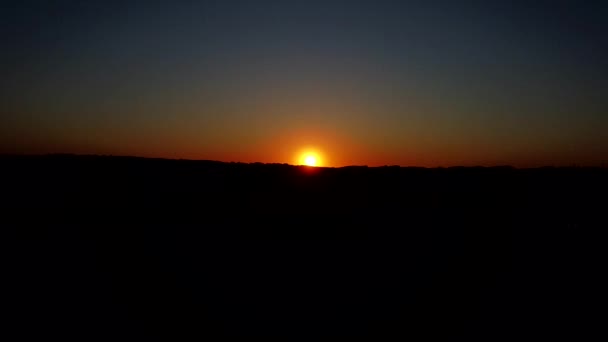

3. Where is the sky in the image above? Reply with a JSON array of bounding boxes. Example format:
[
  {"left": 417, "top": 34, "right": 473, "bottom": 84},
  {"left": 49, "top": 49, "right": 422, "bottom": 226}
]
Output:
[{"left": 1, "top": 0, "right": 606, "bottom": 167}]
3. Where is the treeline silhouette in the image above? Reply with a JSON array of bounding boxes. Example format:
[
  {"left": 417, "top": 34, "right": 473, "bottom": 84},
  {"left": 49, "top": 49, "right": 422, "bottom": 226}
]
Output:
[{"left": 3, "top": 154, "right": 605, "bottom": 339}]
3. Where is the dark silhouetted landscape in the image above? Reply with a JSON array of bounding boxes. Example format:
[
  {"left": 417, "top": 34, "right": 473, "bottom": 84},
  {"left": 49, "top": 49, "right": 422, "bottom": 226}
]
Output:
[{"left": 4, "top": 154, "right": 606, "bottom": 339}]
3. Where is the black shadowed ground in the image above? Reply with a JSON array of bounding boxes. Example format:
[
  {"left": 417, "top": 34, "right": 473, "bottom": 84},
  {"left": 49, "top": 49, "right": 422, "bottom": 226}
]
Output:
[{"left": 3, "top": 154, "right": 605, "bottom": 339}]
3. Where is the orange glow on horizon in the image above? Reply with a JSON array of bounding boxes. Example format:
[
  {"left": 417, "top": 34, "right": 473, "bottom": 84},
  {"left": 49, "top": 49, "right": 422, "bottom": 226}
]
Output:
[{"left": 296, "top": 148, "right": 324, "bottom": 167}]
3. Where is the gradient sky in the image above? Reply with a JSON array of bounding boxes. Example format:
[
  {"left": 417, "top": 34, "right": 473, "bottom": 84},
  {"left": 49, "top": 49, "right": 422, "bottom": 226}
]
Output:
[{"left": 1, "top": 0, "right": 606, "bottom": 167}]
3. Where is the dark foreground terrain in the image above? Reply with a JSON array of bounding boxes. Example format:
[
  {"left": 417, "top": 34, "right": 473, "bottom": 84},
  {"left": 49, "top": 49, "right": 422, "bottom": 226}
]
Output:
[{"left": 3, "top": 155, "right": 606, "bottom": 339}]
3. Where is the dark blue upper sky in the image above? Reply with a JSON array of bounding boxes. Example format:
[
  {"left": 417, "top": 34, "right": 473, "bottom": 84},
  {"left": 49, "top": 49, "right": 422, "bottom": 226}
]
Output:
[{"left": 1, "top": 0, "right": 606, "bottom": 166}]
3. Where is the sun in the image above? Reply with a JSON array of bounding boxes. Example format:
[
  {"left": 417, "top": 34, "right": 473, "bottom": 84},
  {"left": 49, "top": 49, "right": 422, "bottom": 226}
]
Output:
[
  {"left": 297, "top": 149, "right": 323, "bottom": 167},
  {"left": 304, "top": 155, "right": 317, "bottom": 167}
]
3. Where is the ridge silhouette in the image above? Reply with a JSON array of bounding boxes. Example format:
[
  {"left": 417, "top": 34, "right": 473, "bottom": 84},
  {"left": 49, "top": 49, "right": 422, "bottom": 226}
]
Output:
[{"left": 3, "top": 154, "right": 605, "bottom": 339}]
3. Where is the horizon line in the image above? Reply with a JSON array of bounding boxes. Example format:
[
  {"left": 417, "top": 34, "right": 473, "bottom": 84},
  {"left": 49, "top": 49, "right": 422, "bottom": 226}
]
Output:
[{"left": 1, "top": 152, "right": 606, "bottom": 170}]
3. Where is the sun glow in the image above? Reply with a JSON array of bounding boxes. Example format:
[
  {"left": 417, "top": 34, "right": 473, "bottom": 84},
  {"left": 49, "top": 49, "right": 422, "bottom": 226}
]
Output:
[
  {"left": 297, "top": 149, "right": 323, "bottom": 167},
  {"left": 304, "top": 155, "right": 317, "bottom": 166}
]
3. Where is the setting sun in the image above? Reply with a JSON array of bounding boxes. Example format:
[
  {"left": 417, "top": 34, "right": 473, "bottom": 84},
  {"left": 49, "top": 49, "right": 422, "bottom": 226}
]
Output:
[
  {"left": 297, "top": 149, "right": 324, "bottom": 167},
  {"left": 304, "top": 155, "right": 317, "bottom": 166}
]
